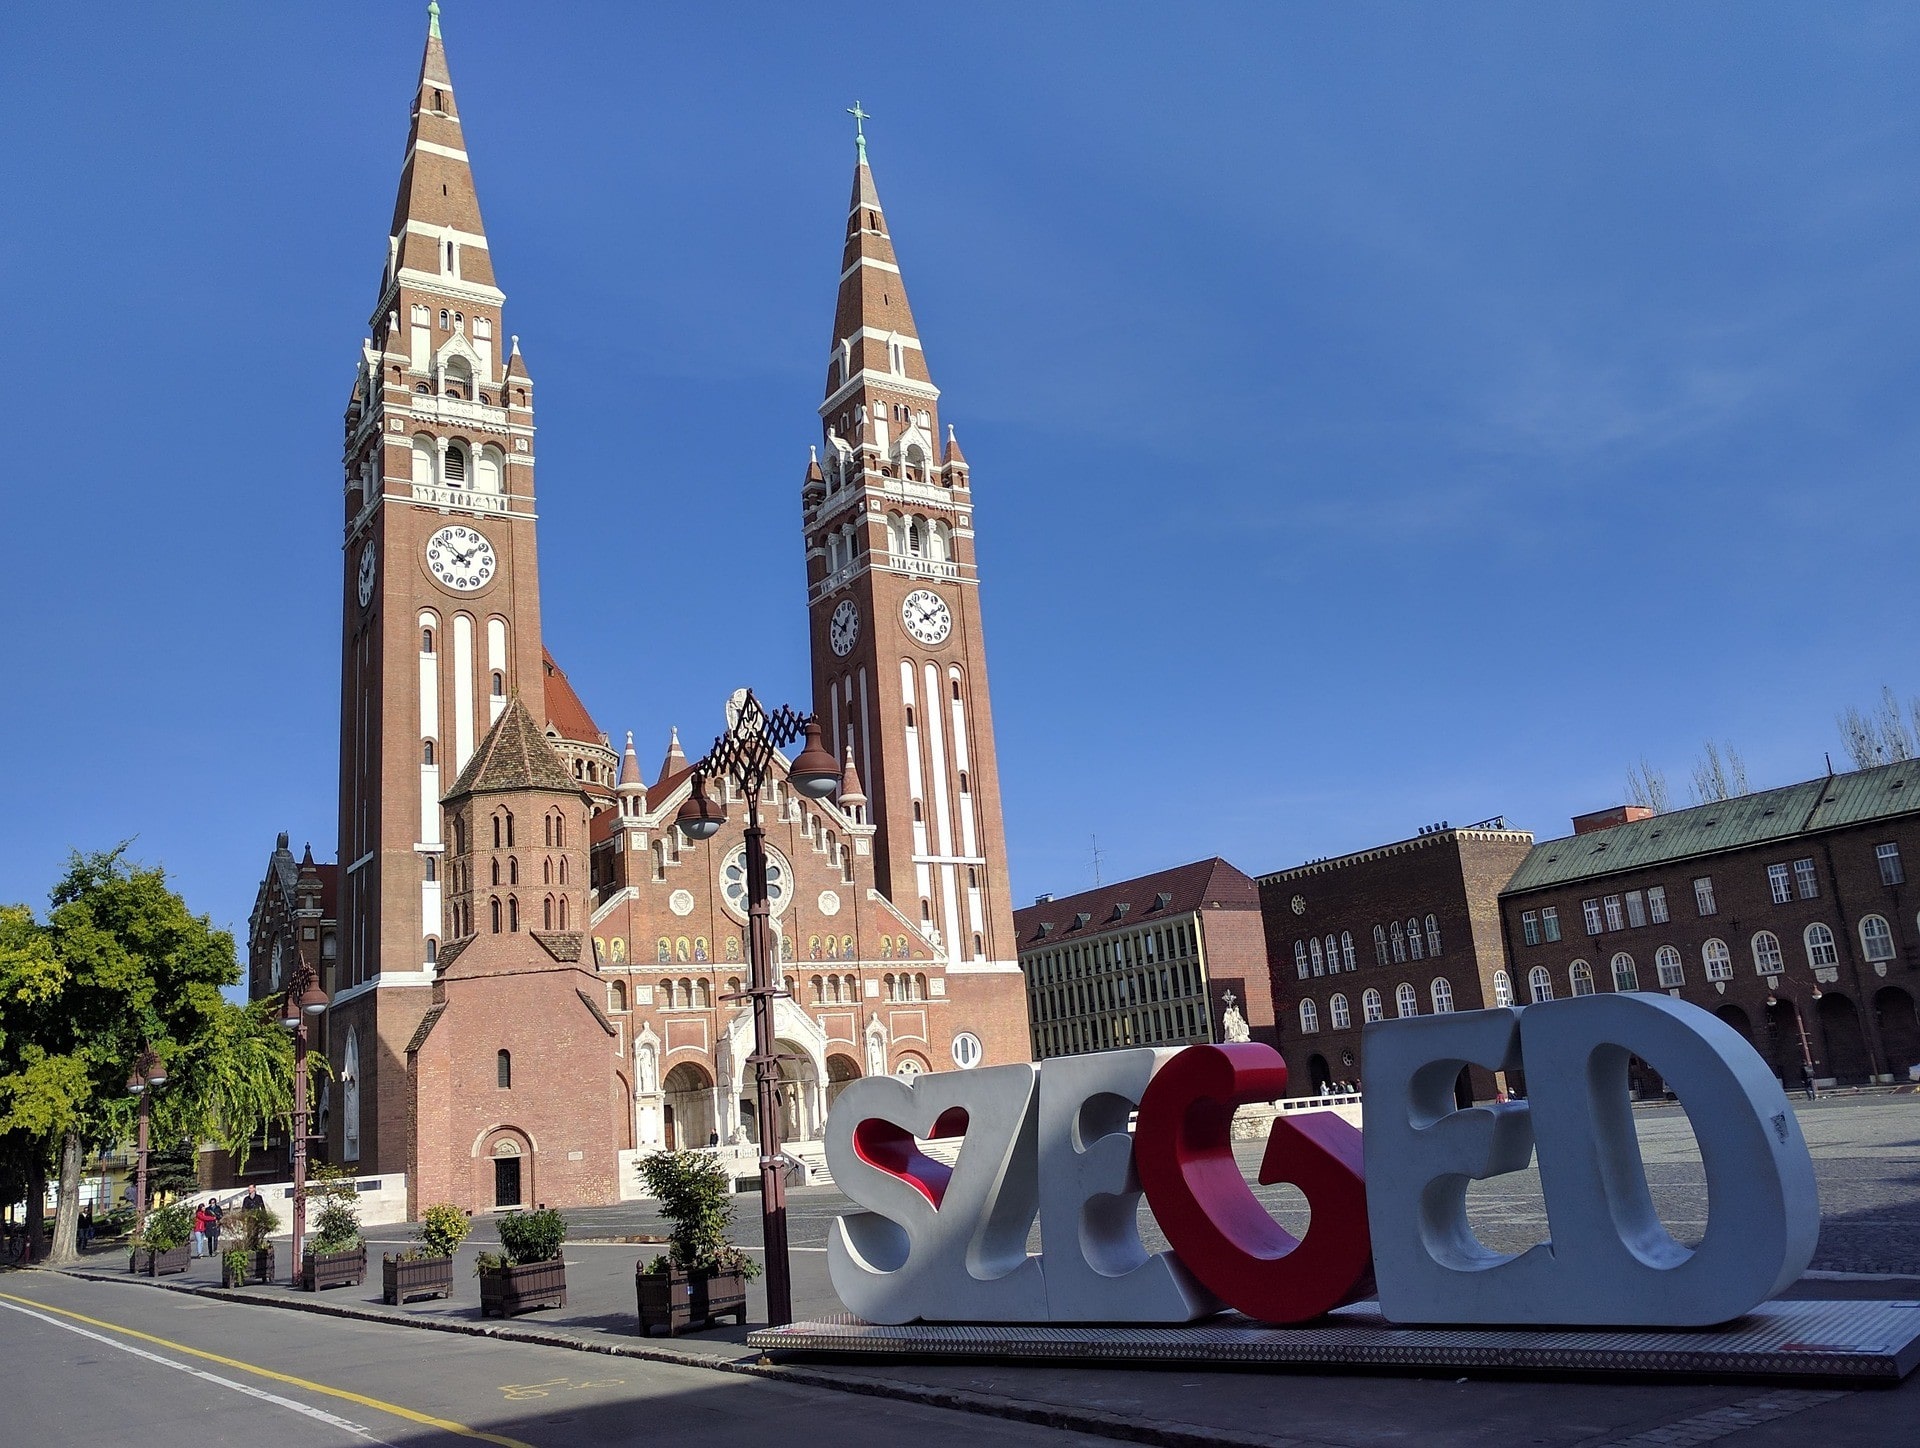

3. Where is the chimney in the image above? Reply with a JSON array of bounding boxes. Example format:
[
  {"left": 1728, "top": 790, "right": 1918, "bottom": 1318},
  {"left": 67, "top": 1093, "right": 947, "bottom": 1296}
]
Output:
[{"left": 1572, "top": 804, "right": 1656, "bottom": 836}]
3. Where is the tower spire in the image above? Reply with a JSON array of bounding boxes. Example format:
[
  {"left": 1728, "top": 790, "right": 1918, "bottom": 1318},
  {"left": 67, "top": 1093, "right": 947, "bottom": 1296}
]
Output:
[
  {"left": 820, "top": 129, "right": 939, "bottom": 454},
  {"left": 384, "top": 1, "right": 499, "bottom": 301}
]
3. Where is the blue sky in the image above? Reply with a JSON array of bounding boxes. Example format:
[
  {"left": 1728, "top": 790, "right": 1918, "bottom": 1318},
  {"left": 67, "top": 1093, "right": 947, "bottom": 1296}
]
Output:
[{"left": 2, "top": 2, "right": 1915, "bottom": 945}]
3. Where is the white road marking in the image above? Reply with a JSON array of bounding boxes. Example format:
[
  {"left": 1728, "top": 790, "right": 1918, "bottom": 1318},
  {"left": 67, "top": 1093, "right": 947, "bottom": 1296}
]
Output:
[{"left": 0, "top": 1297, "right": 389, "bottom": 1444}]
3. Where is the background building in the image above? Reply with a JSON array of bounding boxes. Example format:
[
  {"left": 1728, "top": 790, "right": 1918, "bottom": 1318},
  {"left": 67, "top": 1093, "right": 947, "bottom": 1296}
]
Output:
[
  {"left": 1014, "top": 859, "right": 1275, "bottom": 1059},
  {"left": 1258, "top": 820, "right": 1535, "bottom": 1098},
  {"left": 1499, "top": 760, "right": 1920, "bottom": 1089}
]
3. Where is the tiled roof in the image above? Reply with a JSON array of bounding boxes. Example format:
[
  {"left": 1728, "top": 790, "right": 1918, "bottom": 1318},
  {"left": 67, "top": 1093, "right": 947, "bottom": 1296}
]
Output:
[
  {"left": 542, "top": 649, "right": 602, "bottom": 744},
  {"left": 1504, "top": 759, "right": 1920, "bottom": 894},
  {"left": 1013, "top": 858, "right": 1257, "bottom": 947},
  {"left": 445, "top": 696, "right": 577, "bottom": 798}
]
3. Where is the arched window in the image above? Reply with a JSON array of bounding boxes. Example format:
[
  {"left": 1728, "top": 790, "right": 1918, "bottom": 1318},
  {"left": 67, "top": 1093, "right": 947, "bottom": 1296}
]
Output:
[
  {"left": 491, "top": 670, "right": 505, "bottom": 698},
  {"left": 542, "top": 896, "right": 554, "bottom": 930},
  {"left": 1425, "top": 915, "right": 1441, "bottom": 956},
  {"left": 1804, "top": 922, "right": 1838, "bottom": 968},
  {"left": 1700, "top": 937, "right": 1732, "bottom": 981},
  {"left": 1373, "top": 925, "right": 1389, "bottom": 965},
  {"left": 1329, "top": 993, "right": 1351, "bottom": 1029},
  {"left": 1362, "top": 988, "right": 1384, "bottom": 1023},
  {"left": 1656, "top": 945, "right": 1685, "bottom": 988},
  {"left": 1340, "top": 931, "right": 1355, "bottom": 970},
  {"left": 1308, "top": 937, "right": 1324, "bottom": 975},
  {"left": 1294, "top": 940, "right": 1309, "bottom": 980},
  {"left": 492, "top": 815, "right": 501, "bottom": 849},
  {"left": 490, "top": 859, "right": 500, "bottom": 887},
  {"left": 421, "top": 627, "right": 435, "bottom": 653},
  {"left": 489, "top": 897, "right": 502, "bottom": 933},
  {"left": 423, "top": 740, "right": 435, "bottom": 765},
  {"left": 1528, "top": 965, "right": 1554, "bottom": 1003},
  {"left": 610, "top": 980, "right": 627, "bottom": 1011},
  {"left": 558, "top": 896, "right": 567, "bottom": 929},
  {"left": 1861, "top": 914, "right": 1896, "bottom": 963},
  {"left": 424, "top": 856, "right": 436, "bottom": 882},
  {"left": 1430, "top": 977, "right": 1454, "bottom": 1013},
  {"left": 1390, "top": 922, "right": 1406, "bottom": 963},
  {"left": 1570, "top": 959, "right": 1595, "bottom": 996},
  {"left": 444, "top": 443, "right": 467, "bottom": 483},
  {"left": 1492, "top": 969, "right": 1513, "bottom": 1007},
  {"left": 508, "top": 896, "right": 520, "bottom": 932},
  {"left": 1406, "top": 918, "right": 1424, "bottom": 961},
  {"left": 1298, "top": 999, "right": 1319, "bottom": 1034},
  {"left": 425, "top": 937, "right": 438, "bottom": 965},
  {"left": 496, "top": 1050, "right": 511, "bottom": 1089},
  {"left": 1324, "top": 935, "right": 1339, "bottom": 972},
  {"left": 1395, "top": 982, "right": 1418, "bottom": 1018},
  {"left": 1611, "top": 952, "right": 1639, "bottom": 992},
  {"left": 508, "top": 857, "right": 518, "bottom": 885}
]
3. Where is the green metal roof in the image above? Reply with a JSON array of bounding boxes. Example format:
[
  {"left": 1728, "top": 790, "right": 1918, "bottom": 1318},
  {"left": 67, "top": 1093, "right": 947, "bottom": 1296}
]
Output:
[{"left": 1503, "top": 760, "right": 1920, "bottom": 895}]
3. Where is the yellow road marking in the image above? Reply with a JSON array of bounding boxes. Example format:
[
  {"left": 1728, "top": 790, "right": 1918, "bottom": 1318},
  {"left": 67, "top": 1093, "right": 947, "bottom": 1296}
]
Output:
[{"left": 0, "top": 1288, "right": 536, "bottom": 1448}]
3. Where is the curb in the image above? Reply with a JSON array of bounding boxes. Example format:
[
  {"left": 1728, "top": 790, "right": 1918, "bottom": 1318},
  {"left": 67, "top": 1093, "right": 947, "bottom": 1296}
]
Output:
[{"left": 54, "top": 1267, "right": 1292, "bottom": 1448}]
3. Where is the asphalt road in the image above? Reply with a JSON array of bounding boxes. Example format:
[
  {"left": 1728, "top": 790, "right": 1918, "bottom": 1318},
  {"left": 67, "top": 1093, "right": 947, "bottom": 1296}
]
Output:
[{"left": 0, "top": 1271, "right": 1119, "bottom": 1448}]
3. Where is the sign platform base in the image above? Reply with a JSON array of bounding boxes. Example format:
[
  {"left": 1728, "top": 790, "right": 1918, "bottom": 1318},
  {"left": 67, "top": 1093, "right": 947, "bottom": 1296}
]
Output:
[{"left": 748, "top": 1300, "right": 1920, "bottom": 1383}]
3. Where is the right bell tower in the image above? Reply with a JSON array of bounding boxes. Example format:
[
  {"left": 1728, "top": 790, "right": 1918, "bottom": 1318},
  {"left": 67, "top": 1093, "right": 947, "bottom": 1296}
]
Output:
[{"left": 803, "top": 116, "right": 1020, "bottom": 993}]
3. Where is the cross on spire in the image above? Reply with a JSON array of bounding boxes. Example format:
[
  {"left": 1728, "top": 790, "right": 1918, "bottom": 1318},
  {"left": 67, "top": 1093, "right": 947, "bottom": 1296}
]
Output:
[{"left": 847, "top": 101, "right": 871, "bottom": 163}]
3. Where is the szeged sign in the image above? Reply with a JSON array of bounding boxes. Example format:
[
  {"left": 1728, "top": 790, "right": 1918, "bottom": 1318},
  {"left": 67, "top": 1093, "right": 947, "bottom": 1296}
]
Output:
[{"left": 824, "top": 994, "right": 1819, "bottom": 1328}]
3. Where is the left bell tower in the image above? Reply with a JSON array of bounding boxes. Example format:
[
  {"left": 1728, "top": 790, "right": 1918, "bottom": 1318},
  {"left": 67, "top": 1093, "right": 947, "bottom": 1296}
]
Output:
[{"left": 332, "top": 2, "right": 546, "bottom": 1173}]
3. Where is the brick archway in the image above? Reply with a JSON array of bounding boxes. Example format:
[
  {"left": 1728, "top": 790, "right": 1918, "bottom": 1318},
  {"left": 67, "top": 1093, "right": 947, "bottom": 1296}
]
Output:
[{"left": 476, "top": 1126, "right": 534, "bottom": 1211}]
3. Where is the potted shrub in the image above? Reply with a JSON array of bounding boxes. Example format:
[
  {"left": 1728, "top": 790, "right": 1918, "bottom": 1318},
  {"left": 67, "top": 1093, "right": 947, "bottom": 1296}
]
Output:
[
  {"left": 383, "top": 1203, "right": 470, "bottom": 1305},
  {"left": 300, "top": 1167, "right": 366, "bottom": 1291},
  {"left": 220, "top": 1247, "right": 249, "bottom": 1289},
  {"left": 476, "top": 1207, "right": 567, "bottom": 1319},
  {"left": 635, "top": 1150, "right": 758, "bottom": 1336},
  {"left": 237, "top": 1204, "right": 281, "bottom": 1284},
  {"left": 128, "top": 1201, "right": 193, "bottom": 1277}
]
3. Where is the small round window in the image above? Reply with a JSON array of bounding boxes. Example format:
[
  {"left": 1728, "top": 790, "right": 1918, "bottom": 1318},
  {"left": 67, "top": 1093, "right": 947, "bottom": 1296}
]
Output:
[
  {"left": 719, "top": 844, "right": 792, "bottom": 923},
  {"left": 894, "top": 1057, "right": 924, "bottom": 1080},
  {"left": 951, "top": 1032, "right": 982, "bottom": 1070}
]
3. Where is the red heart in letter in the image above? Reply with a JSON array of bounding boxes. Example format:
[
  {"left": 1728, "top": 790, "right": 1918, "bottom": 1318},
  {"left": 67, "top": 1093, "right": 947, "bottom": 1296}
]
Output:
[
  {"left": 851, "top": 1106, "right": 969, "bottom": 1208},
  {"left": 1135, "top": 1043, "right": 1371, "bottom": 1323}
]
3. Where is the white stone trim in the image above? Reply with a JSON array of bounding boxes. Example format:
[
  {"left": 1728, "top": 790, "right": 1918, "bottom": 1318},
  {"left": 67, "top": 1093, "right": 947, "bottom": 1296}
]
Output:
[
  {"left": 840, "top": 257, "right": 901, "bottom": 281},
  {"left": 404, "top": 218, "right": 489, "bottom": 250},
  {"left": 328, "top": 970, "right": 435, "bottom": 1008},
  {"left": 392, "top": 267, "right": 505, "bottom": 306},
  {"left": 410, "top": 139, "right": 471, "bottom": 165},
  {"left": 819, "top": 368, "right": 940, "bottom": 415}
]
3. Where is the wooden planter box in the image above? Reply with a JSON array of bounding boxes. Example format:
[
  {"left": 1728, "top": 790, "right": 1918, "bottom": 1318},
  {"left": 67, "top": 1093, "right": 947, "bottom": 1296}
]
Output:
[
  {"left": 300, "top": 1244, "right": 367, "bottom": 1292},
  {"left": 249, "top": 1246, "right": 276, "bottom": 1284},
  {"left": 221, "top": 1258, "right": 247, "bottom": 1289},
  {"left": 636, "top": 1265, "right": 748, "bottom": 1336},
  {"left": 382, "top": 1253, "right": 455, "bottom": 1305},
  {"left": 478, "top": 1259, "right": 567, "bottom": 1319},
  {"left": 129, "top": 1243, "right": 191, "bottom": 1277}
]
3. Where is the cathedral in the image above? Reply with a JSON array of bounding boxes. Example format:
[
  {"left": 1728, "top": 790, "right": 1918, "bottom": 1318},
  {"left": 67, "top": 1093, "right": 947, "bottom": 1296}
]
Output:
[{"left": 249, "top": 10, "right": 1031, "bottom": 1215}]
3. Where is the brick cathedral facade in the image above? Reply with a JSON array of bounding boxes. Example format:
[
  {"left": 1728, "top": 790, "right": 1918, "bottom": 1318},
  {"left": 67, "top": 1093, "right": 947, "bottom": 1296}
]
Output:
[{"left": 254, "top": 12, "right": 1031, "bottom": 1214}]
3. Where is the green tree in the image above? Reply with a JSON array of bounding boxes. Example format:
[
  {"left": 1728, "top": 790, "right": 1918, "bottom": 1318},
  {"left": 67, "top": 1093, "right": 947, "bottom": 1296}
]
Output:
[{"left": 0, "top": 848, "right": 303, "bottom": 1266}]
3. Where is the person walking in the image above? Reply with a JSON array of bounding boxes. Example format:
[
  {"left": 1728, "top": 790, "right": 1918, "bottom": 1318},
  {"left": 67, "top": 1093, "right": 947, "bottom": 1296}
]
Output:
[
  {"left": 1801, "top": 1061, "right": 1818, "bottom": 1101},
  {"left": 204, "top": 1198, "right": 224, "bottom": 1258},
  {"left": 241, "top": 1187, "right": 265, "bottom": 1214},
  {"left": 78, "top": 1206, "right": 93, "bottom": 1250},
  {"left": 191, "top": 1202, "right": 210, "bottom": 1257}
]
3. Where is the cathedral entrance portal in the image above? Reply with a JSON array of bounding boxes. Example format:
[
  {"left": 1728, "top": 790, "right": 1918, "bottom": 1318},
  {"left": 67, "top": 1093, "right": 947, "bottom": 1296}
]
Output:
[
  {"left": 826, "top": 1053, "right": 861, "bottom": 1115},
  {"left": 663, "top": 1062, "right": 716, "bottom": 1150}
]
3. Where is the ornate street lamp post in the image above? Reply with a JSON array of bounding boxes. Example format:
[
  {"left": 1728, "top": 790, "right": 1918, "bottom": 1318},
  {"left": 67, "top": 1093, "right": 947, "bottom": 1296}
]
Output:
[
  {"left": 123, "top": 1048, "right": 168, "bottom": 1237},
  {"left": 279, "top": 958, "right": 330, "bottom": 1284},
  {"left": 676, "top": 689, "right": 841, "bottom": 1328}
]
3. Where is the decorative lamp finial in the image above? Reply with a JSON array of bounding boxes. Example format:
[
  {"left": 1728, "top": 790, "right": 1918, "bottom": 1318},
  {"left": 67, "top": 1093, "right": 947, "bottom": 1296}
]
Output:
[
  {"left": 847, "top": 101, "right": 871, "bottom": 164},
  {"left": 428, "top": 2, "right": 442, "bottom": 40}
]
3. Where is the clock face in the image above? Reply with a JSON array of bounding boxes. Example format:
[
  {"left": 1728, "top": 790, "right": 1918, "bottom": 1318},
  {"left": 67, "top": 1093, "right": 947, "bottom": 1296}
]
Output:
[
  {"left": 356, "top": 542, "right": 377, "bottom": 608},
  {"left": 425, "top": 525, "right": 495, "bottom": 592},
  {"left": 900, "top": 589, "right": 952, "bottom": 646},
  {"left": 829, "top": 599, "right": 860, "bottom": 656}
]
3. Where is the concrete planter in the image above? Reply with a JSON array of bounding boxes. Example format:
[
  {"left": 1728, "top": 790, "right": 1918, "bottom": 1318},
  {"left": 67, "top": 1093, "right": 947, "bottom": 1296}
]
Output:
[
  {"left": 300, "top": 1244, "right": 367, "bottom": 1292},
  {"left": 382, "top": 1253, "right": 455, "bottom": 1305},
  {"left": 130, "top": 1242, "right": 191, "bottom": 1277},
  {"left": 478, "top": 1259, "right": 566, "bottom": 1319},
  {"left": 636, "top": 1264, "right": 748, "bottom": 1336}
]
